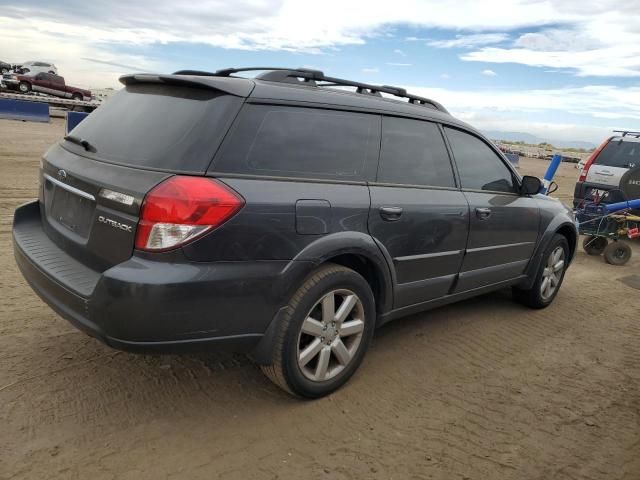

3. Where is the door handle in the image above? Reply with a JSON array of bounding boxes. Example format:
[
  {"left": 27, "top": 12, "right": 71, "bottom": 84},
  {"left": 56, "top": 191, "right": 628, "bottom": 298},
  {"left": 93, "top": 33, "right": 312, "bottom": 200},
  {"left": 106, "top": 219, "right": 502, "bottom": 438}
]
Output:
[
  {"left": 475, "top": 207, "right": 492, "bottom": 220},
  {"left": 379, "top": 206, "right": 403, "bottom": 221}
]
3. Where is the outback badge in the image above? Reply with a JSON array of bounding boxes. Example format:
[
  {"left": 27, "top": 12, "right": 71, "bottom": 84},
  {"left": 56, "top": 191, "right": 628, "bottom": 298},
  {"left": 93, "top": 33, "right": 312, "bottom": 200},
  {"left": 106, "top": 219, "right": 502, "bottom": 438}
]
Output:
[{"left": 98, "top": 215, "right": 133, "bottom": 233}]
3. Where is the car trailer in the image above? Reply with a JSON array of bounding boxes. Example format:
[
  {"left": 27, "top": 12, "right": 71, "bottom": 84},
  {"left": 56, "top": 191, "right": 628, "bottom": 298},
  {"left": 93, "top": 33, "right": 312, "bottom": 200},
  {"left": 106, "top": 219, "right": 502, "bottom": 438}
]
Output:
[{"left": 0, "top": 91, "right": 100, "bottom": 113}]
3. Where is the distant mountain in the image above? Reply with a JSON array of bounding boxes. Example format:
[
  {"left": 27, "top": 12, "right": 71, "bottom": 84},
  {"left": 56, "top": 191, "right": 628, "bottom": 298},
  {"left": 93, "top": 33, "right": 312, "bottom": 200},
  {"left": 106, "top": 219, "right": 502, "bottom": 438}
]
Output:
[{"left": 483, "top": 130, "right": 596, "bottom": 150}]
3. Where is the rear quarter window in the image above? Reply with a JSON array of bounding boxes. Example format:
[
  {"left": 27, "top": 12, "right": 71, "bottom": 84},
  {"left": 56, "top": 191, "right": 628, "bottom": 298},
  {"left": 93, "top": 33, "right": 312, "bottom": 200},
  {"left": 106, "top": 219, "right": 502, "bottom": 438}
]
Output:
[{"left": 212, "top": 104, "right": 380, "bottom": 181}]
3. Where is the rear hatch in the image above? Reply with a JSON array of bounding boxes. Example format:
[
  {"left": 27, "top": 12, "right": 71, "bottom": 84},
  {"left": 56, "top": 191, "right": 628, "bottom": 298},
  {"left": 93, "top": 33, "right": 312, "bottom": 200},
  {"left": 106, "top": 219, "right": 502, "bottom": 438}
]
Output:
[
  {"left": 586, "top": 137, "right": 640, "bottom": 189},
  {"left": 40, "top": 80, "right": 246, "bottom": 272}
]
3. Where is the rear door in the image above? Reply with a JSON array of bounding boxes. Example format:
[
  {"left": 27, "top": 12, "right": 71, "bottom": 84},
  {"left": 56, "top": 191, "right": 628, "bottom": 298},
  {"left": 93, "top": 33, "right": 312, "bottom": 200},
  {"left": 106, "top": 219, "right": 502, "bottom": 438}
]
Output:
[
  {"left": 586, "top": 137, "right": 639, "bottom": 190},
  {"left": 368, "top": 117, "right": 469, "bottom": 308},
  {"left": 443, "top": 127, "right": 540, "bottom": 292}
]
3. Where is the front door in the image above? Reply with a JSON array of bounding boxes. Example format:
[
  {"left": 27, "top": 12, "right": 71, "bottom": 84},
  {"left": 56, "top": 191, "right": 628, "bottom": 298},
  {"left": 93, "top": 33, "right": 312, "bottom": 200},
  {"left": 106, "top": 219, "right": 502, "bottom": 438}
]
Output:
[
  {"left": 443, "top": 127, "right": 540, "bottom": 292},
  {"left": 368, "top": 117, "right": 469, "bottom": 308}
]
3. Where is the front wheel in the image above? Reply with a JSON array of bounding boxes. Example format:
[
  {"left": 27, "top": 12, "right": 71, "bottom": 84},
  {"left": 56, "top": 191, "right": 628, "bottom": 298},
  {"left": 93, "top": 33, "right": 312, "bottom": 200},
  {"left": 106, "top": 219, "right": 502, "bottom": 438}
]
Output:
[
  {"left": 261, "top": 264, "right": 375, "bottom": 398},
  {"left": 513, "top": 234, "right": 569, "bottom": 309},
  {"left": 18, "top": 81, "right": 31, "bottom": 93},
  {"left": 71, "top": 92, "right": 83, "bottom": 101}
]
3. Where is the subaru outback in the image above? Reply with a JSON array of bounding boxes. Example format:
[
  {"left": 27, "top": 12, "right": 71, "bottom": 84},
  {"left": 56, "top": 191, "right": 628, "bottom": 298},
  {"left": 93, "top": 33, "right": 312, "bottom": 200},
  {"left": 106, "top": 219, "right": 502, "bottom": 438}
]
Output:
[{"left": 12, "top": 67, "right": 577, "bottom": 398}]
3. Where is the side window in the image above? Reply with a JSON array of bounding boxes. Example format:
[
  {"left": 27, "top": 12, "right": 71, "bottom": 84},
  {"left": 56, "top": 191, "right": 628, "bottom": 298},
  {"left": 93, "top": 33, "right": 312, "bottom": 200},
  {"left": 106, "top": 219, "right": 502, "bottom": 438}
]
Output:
[
  {"left": 445, "top": 127, "right": 516, "bottom": 193},
  {"left": 378, "top": 117, "right": 455, "bottom": 188},
  {"left": 213, "top": 105, "right": 380, "bottom": 181}
]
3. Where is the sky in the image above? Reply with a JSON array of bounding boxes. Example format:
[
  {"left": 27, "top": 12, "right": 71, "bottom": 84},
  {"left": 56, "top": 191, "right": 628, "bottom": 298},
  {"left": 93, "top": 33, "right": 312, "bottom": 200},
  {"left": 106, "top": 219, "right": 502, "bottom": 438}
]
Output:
[{"left": 1, "top": 0, "right": 639, "bottom": 145}]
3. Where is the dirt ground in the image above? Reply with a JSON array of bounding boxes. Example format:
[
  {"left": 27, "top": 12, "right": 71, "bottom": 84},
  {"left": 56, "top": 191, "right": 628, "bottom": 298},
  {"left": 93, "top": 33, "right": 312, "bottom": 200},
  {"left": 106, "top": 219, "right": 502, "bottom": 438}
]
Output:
[{"left": 1, "top": 117, "right": 639, "bottom": 480}]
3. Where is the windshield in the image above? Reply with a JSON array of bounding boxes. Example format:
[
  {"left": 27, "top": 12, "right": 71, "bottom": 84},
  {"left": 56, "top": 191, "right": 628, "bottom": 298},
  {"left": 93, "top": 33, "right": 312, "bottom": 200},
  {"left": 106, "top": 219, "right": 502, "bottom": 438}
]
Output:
[
  {"left": 67, "top": 83, "right": 243, "bottom": 173},
  {"left": 595, "top": 140, "right": 640, "bottom": 169}
]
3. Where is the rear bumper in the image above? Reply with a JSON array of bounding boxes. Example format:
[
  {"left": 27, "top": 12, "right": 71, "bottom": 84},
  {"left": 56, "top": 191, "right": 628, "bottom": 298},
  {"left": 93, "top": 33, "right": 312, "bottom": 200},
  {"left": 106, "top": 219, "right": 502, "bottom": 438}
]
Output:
[
  {"left": 573, "top": 181, "right": 627, "bottom": 208},
  {"left": 13, "top": 201, "right": 310, "bottom": 353}
]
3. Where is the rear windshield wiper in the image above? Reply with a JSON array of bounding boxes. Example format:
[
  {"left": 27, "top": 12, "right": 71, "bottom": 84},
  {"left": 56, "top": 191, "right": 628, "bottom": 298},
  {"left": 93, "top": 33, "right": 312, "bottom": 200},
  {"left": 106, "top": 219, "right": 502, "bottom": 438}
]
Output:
[{"left": 63, "top": 135, "right": 95, "bottom": 152}]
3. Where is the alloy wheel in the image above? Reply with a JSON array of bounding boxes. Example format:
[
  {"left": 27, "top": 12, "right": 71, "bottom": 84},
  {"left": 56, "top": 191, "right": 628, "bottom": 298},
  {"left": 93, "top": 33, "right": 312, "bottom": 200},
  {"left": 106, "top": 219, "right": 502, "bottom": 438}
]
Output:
[
  {"left": 296, "top": 289, "right": 365, "bottom": 382},
  {"left": 540, "top": 246, "right": 565, "bottom": 301}
]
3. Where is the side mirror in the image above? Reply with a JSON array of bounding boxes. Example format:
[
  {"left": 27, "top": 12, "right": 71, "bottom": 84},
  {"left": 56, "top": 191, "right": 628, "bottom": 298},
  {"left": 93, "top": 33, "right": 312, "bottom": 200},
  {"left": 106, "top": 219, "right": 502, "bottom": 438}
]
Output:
[{"left": 521, "top": 175, "right": 542, "bottom": 195}]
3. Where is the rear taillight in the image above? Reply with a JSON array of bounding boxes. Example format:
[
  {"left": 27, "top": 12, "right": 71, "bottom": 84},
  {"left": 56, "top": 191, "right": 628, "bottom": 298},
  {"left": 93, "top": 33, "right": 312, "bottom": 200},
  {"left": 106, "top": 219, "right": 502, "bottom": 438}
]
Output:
[
  {"left": 579, "top": 137, "right": 611, "bottom": 182},
  {"left": 135, "top": 176, "right": 244, "bottom": 252}
]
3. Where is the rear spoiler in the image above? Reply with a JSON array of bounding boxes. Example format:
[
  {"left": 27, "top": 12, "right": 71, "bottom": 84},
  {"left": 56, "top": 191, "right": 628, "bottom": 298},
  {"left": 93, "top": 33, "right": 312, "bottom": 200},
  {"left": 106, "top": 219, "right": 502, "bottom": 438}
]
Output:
[{"left": 119, "top": 74, "right": 255, "bottom": 98}]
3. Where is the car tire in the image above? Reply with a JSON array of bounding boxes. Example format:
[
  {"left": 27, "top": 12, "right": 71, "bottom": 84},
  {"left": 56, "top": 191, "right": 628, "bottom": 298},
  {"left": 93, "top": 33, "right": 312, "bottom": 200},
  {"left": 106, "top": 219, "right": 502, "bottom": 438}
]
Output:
[
  {"left": 261, "top": 263, "right": 375, "bottom": 398},
  {"left": 0, "top": 68, "right": 8, "bottom": 74},
  {"left": 513, "top": 234, "right": 569, "bottom": 309},
  {"left": 71, "top": 93, "right": 83, "bottom": 101},
  {"left": 18, "top": 81, "right": 31, "bottom": 93},
  {"left": 583, "top": 235, "right": 607, "bottom": 255},
  {"left": 603, "top": 241, "right": 631, "bottom": 266}
]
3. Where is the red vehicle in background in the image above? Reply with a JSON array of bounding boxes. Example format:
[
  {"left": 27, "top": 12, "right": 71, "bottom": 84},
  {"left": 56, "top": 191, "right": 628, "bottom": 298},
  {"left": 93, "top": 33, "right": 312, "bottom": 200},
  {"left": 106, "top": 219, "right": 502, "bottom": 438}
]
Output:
[{"left": 1, "top": 72, "right": 92, "bottom": 101}]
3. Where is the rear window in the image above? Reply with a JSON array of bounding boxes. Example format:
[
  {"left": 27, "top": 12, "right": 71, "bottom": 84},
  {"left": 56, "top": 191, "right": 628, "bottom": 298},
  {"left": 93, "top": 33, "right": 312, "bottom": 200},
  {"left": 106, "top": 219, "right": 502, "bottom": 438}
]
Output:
[
  {"left": 595, "top": 140, "right": 640, "bottom": 168},
  {"left": 212, "top": 104, "right": 380, "bottom": 181},
  {"left": 67, "top": 84, "right": 243, "bottom": 173}
]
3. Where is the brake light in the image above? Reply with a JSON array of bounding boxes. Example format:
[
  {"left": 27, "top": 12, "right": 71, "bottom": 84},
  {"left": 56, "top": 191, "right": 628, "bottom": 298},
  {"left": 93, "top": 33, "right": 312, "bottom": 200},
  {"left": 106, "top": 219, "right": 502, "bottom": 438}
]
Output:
[
  {"left": 579, "top": 137, "right": 611, "bottom": 182},
  {"left": 135, "top": 176, "right": 244, "bottom": 252}
]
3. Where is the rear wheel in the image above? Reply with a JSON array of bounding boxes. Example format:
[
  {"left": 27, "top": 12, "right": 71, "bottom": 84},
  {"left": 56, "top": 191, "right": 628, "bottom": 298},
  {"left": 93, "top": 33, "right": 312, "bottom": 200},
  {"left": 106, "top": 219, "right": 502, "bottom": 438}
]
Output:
[
  {"left": 513, "top": 234, "right": 569, "bottom": 309},
  {"left": 261, "top": 264, "right": 375, "bottom": 398},
  {"left": 18, "top": 81, "right": 31, "bottom": 93},
  {"left": 603, "top": 241, "right": 631, "bottom": 266},
  {"left": 71, "top": 92, "right": 83, "bottom": 101},
  {"left": 0, "top": 67, "right": 8, "bottom": 74},
  {"left": 583, "top": 235, "right": 608, "bottom": 255}
]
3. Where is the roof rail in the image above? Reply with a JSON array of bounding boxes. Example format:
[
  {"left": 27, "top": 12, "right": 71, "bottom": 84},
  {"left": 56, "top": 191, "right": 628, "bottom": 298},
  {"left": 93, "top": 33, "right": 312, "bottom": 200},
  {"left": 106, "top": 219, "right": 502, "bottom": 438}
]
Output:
[
  {"left": 171, "top": 67, "right": 448, "bottom": 113},
  {"left": 613, "top": 130, "right": 640, "bottom": 138}
]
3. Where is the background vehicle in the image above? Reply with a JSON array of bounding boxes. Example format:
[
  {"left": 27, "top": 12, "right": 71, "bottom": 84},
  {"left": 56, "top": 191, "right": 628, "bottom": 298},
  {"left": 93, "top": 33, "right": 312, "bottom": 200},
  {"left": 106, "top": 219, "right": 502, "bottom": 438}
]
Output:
[
  {"left": 0, "top": 61, "right": 10, "bottom": 74},
  {"left": 575, "top": 131, "right": 640, "bottom": 208},
  {"left": 2, "top": 72, "right": 91, "bottom": 100},
  {"left": 12, "top": 67, "right": 577, "bottom": 398},
  {"left": 14, "top": 61, "right": 57, "bottom": 75}
]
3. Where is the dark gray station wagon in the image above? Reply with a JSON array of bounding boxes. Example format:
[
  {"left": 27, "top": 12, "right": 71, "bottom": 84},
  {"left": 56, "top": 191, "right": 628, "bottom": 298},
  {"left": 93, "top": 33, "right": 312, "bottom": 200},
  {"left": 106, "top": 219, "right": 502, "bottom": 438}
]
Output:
[{"left": 13, "top": 67, "right": 577, "bottom": 397}]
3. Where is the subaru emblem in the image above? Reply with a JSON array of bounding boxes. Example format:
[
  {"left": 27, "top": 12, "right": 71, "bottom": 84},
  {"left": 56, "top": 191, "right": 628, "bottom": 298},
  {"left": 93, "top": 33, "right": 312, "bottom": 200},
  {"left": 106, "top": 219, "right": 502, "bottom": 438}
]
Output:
[{"left": 57, "top": 169, "right": 67, "bottom": 181}]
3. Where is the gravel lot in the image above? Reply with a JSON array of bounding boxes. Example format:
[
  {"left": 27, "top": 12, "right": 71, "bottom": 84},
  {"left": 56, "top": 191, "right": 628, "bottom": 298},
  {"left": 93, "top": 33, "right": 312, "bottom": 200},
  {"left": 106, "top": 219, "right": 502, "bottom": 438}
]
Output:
[{"left": 1, "top": 118, "right": 639, "bottom": 480}]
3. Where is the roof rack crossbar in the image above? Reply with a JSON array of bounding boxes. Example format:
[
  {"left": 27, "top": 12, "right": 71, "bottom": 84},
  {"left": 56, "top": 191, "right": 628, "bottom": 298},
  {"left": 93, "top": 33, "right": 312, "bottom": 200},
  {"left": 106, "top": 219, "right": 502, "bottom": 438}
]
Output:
[
  {"left": 171, "top": 67, "right": 448, "bottom": 113},
  {"left": 313, "top": 73, "right": 448, "bottom": 113},
  {"left": 613, "top": 130, "right": 640, "bottom": 137}
]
